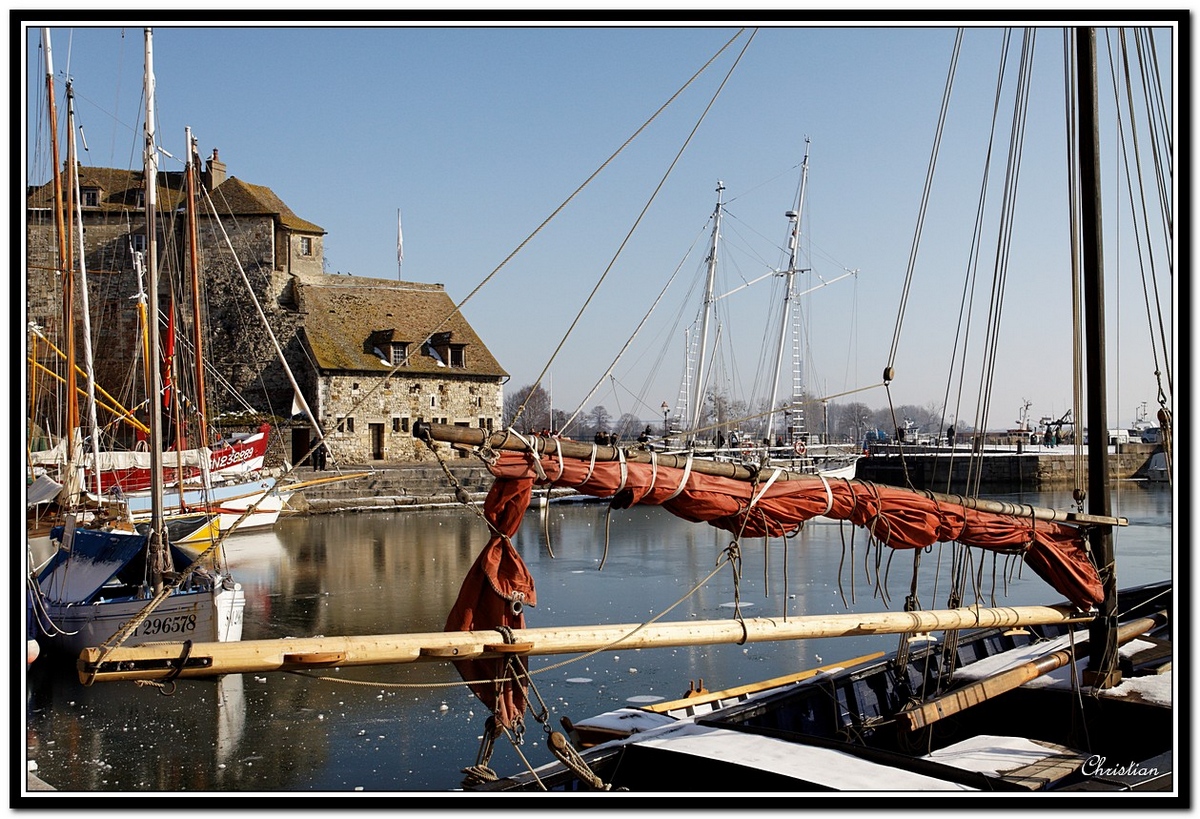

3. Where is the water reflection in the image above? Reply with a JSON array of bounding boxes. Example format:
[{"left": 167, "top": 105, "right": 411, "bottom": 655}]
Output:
[{"left": 25, "top": 485, "right": 1173, "bottom": 793}]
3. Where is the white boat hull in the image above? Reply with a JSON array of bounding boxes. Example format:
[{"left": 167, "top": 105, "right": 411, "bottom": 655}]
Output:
[
  {"left": 110, "top": 478, "right": 288, "bottom": 533},
  {"left": 37, "top": 582, "right": 245, "bottom": 658}
]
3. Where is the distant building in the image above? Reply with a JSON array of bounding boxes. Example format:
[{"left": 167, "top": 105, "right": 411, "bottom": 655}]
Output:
[{"left": 26, "top": 151, "right": 507, "bottom": 465}]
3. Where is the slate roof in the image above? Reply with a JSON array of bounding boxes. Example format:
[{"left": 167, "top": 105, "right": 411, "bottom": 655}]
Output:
[
  {"left": 26, "top": 166, "right": 188, "bottom": 211},
  {"left": 27, "top": 167, "right": 324, "bottom": 233},
  {"left": 295, "top": 272, "right": 508, "bottom": 378},
  {"left": 205, "top": 177, "right": 325, "bottom": 233}
]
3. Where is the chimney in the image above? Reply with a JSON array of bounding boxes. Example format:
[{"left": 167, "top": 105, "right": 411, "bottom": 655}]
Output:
[{"left": 203, "top": 148, "right": 227, "bottom": 190}]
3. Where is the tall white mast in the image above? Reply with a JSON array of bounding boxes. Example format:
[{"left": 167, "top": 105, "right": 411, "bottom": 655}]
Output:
[
  {"left": 66, "top": 81, "right": 104, "bottom": 495},
  {"left": 765, "top": 140, "right": 810, "bottom": 447},
  {"left": 690, "top": 181, "right": 724, "bottom": 441},
  {"left": 143, "top": 27, "right": 168, "bottom": 593}
]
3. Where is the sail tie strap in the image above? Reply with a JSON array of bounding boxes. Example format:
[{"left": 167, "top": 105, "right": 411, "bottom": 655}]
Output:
[
  {"left": 648, "top": 449, "right": 659, "bottom": 492},
  {"left": 579, "top": 444, "right": 599, "bottom": 486},
  {"left": 599, "top": 507, "right": 614, "bottom": 571},
  {"left": 508, "top": 429, "right": 548, "bottom": 482},
  {"left": 748, "top": 467, "right": 783, "bottom": 510},
  {"left": 664, "top": 451, "right": 694, "bottom": 501},
  {"left": 551, "top": 438, "right": 565, "bottom": 482},
  {"left": 819, "top": 473, "right": 834, "bottom": 517},
  {"left": 615, "top": 448, "right": 629, "bottom": 493}
]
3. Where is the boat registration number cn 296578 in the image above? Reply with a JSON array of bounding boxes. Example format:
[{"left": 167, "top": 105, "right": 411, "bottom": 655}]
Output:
[{"left": 132, "top": 614, "right": 198, "bottom": 638}]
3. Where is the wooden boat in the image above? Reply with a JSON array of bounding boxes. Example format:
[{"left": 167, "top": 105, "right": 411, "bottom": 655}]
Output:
[
  {"left": 95, "top": 474, "right": 289, "bottom": 533},
  {"left": 85, "top": 424, "right": 272, "bottom": 494},
  {"left": 435, "top": 25, "right": 1172, "bottom": 793},
  {"left": 473, "top": 581, "right": 1170, "bottom": 792}
]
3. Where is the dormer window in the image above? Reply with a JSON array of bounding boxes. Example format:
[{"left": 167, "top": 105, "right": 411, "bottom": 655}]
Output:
[
  {"left": 390, "top": 343, "right": 409, "bottom": 366},
  {"left": 130, "top": 233, "right": 147, "bottom": 253},
  {"left": 81, "top": 188, "right": 100, "bottom": 207},
  {"left": 426, "top": 332, "right": 466, "bottom": 369}
]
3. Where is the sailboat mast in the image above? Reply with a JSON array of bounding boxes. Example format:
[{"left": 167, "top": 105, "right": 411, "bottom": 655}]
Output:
[
  {"left": 143, "top": 28, "right": 168, "bottom": 593},
  {"left": 41, "top": 30, "right": 68, "bottom": 282},
  {"left": 66, "top": 82, "right": 105, "bottom": 496},
  {"left": 184, "top": 128, "right": 209, "bottom": 450},
  {"left": 690, "top": 181, "right": 724, "bottom": 440},
  {"left": 42, "top": 30, "right": 79, "bottom": 463},
  {"left": 766, "top": 140, "right": 810, "bottom": 446},
  {"left": 1075, "top": 26, "right": 1118, "bottom": 686}
]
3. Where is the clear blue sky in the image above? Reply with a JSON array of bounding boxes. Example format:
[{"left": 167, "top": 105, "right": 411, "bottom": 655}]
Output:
[{"left": 21, "top": 19, "right": 1178, "bottom": 433}]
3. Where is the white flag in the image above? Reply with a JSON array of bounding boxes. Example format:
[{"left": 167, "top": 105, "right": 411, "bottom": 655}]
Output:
[{"left": 397, "top": 209, "right": 404, "bottom": 264}]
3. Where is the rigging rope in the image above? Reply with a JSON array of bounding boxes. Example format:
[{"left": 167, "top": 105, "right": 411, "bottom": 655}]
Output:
[
  {"left": 885, "top": 28, "right": 963, "bottom": 370},
  {"left": 512, "top": 30, "right": 758, "bottom": 432}
]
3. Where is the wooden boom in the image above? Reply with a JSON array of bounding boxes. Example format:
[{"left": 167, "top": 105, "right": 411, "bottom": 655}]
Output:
[
  {"left": 413, "top": 422, "right": 1128, "bottom": 528},
  {"left": 897, "top": 611, "right": 1167, "bottom": 731},
  {"left": 77, "top": 604, "right": 1091, "bottom": 684}
]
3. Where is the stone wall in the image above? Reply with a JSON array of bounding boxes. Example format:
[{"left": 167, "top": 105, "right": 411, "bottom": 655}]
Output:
[
  {"left": 193, "top": 214, "right": 310, "bottom": 418},
  {"left": 319, "top": 372, "right": 502, "bottom": 462},
  {"left": 287, "top": 462, "right": 497, "bottom": 513}
]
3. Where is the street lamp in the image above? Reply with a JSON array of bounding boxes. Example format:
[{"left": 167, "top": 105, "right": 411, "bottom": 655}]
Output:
[{"left": 661, "top": 401, "right": 670, "bottom": 437}]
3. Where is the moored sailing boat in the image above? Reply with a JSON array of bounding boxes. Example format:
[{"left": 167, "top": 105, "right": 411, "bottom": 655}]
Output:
[
  {"left": 667, "top": 153, "right": 860, "bottom": 479},
  {"left": 29, "top": 28, "right": 245, "bottom": 659},
  {"left": 435, "top": 25, "right": 1173, "bottom": 792}
]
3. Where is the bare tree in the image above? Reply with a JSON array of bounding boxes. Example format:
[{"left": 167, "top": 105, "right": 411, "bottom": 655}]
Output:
[
  {"left": 578, "top": 405, "right": 611, "bottom": 441},
  {"left": 614, "top": 412, "right": 643, "bottom": 442},
  {"left": 503, "top": 383, "right": 551, "bottom": 432}
]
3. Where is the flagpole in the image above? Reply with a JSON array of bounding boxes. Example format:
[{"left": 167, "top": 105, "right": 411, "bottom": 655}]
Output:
[{"left": 397, "top": 208, "right": 404, "bottom": 281}]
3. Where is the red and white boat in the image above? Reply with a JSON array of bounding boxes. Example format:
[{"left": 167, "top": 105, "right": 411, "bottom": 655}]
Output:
[{"left": 84, "top": 423, "right": 272, "bottom": 493}]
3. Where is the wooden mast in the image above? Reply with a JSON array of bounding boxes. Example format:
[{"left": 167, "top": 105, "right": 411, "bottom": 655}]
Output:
[
  {"left": 42, "top": 30, "right": 79, "bottom": 472},
  {"left": 64, "top": 80, "right": 107, "bottom": 498},
  {"left": 1076, "top": 26, "right": 1120, "bottom": 688}
]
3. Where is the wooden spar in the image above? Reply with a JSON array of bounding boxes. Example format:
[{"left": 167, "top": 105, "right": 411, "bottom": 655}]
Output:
[
  {"left": 25, "top": 356, "right": 149, "bottom": 434},
  {"left": 643, "top": 651, "right": 886, "bottom": 714},
  {"left": 898, "top": 611, "right": 1166, "bottom": 731},
  {"left": 278, "top": 471, "right": 373, "bottom": 493},
  {"left": 76, "top": 604, "right": 1090, "bottom": 684},
  {"left": 413, "top": 421, "right": 1128, "bottom": 527}
]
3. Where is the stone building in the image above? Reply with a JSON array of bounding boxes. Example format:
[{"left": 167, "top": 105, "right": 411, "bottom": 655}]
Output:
[
  {"left": 290, "top": 273, "right": 508, "bottom": 466},
  {"left": 26, "top": 150, "right": 507, "bottom": 464}
]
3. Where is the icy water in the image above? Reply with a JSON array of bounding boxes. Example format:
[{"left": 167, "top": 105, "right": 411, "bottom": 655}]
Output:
[{"left": 23, "top": 482, "right": 1173, "bottom": 795}]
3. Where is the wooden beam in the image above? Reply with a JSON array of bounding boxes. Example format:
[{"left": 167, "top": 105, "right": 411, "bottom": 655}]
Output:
[
  {"left": 413, "top": 422, "right": 1128, "bottom": 528},
  {"left": 77, "top": 604, "right": 1091, "bottom": 684},
  {"left": 643, "top": 651, "right": 887, "bottom": 714}
]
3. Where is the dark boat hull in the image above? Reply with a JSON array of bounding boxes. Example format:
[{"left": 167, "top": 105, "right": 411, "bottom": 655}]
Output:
[{"left": 476, "top": 581, "right": 1172, "bottom": 792}]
